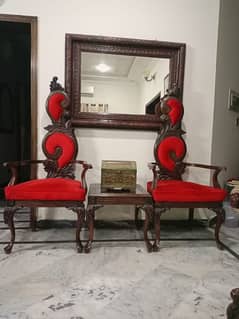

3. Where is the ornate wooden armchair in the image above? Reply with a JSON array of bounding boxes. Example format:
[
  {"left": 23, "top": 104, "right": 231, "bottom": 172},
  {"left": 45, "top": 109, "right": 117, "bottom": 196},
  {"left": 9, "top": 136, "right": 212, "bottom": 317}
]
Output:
[
  {"left": 3, "top": 77, "right": 92, "bottom": 254},
  {"left": 146, "top": 94, "right": 227, "bottom": 252}
]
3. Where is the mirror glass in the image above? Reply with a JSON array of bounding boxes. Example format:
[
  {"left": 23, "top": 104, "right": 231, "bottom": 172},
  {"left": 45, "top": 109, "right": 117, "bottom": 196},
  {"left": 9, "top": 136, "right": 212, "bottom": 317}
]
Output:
[
  {"left": 81, "top": 52, "right": 169, "bottom": 115},
  {"left": 65, "top": 34, "right": 185, "bottom": 130}
]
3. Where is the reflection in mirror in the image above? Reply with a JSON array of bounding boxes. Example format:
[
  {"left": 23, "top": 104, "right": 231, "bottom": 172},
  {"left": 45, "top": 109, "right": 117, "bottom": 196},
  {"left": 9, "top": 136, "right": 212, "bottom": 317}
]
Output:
[
  {"left": 81, "top": 52, "right": 169, "bottom": 115},
  {"left": 65, "top": 34, "right": 185, "bottom": 130}
]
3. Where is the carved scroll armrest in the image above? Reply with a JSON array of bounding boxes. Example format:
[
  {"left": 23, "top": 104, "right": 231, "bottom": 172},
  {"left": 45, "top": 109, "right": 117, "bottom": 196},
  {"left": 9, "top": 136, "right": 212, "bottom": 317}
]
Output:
[
  {"left": 183, "top": 162, "right": 226, "bottom": 188},
  {"left": 70, "top": 160, "right": 93, "bottom": 193},
  {"left": 148, "top": 162, "right": 160, "bottom": 189},
  {"left": 3, "top": 160, "right": 47, "bottom": 186}
]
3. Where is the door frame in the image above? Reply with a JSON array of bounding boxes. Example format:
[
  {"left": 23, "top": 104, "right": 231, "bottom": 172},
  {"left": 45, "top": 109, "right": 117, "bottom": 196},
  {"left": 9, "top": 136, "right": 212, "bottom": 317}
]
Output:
[{"left": 0, "top": 14, "right": 37, "bottom": 180}]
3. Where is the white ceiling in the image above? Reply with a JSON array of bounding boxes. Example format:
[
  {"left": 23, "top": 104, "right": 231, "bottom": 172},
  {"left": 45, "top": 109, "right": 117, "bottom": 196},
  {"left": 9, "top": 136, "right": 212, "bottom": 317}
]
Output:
[
  {"left": 81, "top": 52, "right": 135, "bottom": 78},
  {"left": 81, "top": 52, "right": 160, "bottom": 81}
]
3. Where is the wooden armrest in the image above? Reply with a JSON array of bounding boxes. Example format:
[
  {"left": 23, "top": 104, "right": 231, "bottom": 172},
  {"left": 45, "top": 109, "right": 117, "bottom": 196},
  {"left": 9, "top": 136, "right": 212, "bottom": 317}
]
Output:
[
  {"left": 3, "top": 159, "right": 93, "bottom": 191},
  {"left": 183, "top": 162, "right": 226, "bottom": 171},
  {"left": 3, "top": 160, "right": 48, "bottom": 186},
  {"left": 70, "top": 160, "right": 93, "bottom": 192},
  {"left": 148, "top": 162, "right": 158, "bottom": 170},
  {"left": 3, "top": 160, "right": 46, "bottom": 168},
  {"left": 70, "top": 160, "right": 93, "bottom": 170},
  {"left": 183, "top": 162, "right": 226, "bottom": 188}
]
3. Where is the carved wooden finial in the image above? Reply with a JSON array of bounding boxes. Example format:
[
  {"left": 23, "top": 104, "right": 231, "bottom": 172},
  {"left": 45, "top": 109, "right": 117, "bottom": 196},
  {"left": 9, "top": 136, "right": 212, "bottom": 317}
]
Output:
[
  {"left": 166, "top": 83, "right": 181, "bottom": 98},
  {"left": 50, "top": 76, "right": 64, "bottom": 92}
]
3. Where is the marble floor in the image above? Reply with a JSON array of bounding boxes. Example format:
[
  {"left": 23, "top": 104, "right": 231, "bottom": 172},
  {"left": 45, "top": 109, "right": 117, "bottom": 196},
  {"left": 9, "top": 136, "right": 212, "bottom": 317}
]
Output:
[{"left": 0, "top": 214, "right": 239, "bottom": 318}]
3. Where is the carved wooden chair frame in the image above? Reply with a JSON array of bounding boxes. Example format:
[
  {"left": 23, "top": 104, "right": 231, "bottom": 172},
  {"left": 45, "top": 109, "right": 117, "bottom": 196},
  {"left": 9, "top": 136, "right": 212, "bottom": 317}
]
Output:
[
  {"left": 3, "top": 77, "right": 92, "bottom": 254},
  {"left": 145, "top": 93, "right": 227, "bottom": 252}
]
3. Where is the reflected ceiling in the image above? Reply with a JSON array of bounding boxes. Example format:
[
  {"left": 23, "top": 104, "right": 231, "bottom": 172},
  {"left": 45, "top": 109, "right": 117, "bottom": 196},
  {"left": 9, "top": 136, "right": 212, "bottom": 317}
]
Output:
[{"left": 81, "top": 52, "right": 166, "bottom": 82}]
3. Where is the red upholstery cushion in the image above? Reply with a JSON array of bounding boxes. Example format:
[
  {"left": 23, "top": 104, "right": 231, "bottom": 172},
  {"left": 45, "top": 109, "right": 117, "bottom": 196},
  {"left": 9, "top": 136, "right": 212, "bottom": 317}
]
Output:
[
  {"left": 44, "top": 132, "right": 76, "bottom": 168},
  {"left": 157, "top": 136, "right": 186, "bottom": 171},
  {"left": 5, "top": 178, "right": 86, "bottom": 201},
  {"left": 47, "top": 92, "right": 65, "bottom": 122},
  {"left": 147, "top": 180, "right": 227, "bottom": 202},
  {"left": 165, "top": 97, "right": 183, "bottom": 126}
]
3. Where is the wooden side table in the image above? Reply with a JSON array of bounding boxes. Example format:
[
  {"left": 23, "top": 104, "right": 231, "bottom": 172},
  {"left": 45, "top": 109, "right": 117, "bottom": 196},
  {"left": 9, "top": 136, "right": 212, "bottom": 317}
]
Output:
[{"left": 84, "top": 183, "right": 157, "bottom": 253}]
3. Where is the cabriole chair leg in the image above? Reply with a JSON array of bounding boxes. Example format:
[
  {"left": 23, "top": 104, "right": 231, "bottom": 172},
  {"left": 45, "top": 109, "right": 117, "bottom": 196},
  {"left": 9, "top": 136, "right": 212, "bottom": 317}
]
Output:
[
  {"left": 214, "top": 207, "right": 225, "bottom": 250},
  {"left": 4, "top": 208, "right": 17, "bottom": 254},
  {"left": 74, "top": 207, "right": 85, "bottom": 253}
]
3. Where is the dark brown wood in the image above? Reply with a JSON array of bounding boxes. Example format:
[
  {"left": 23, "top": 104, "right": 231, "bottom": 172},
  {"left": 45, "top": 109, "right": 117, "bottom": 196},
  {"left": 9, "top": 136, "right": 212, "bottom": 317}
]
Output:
[
  {"left": 153, "top": 209, "right": 163, "bottom": 251},
  {"left": 85, "top": 183, "right": 153, "bottom": 252},
  {"left": 134, "top": 206, "right": 142, "bottom": 229},
  {"left": 3, "top": 79, "right": 92, "bottom": 253},
  {"left": 84, "top": 205, "right": 97, "bottom": 254},
  {"left": 143, "top": 205, "right": 154, "bottom": 252},
  {"left": 227, "top": 288, "right": 239, "bottom": 319},
  {"left": 213, "top": 207, "right": 225, "bottom": 250},
  {"left": 30, "top": 208, "right": 37, "bottom": 232},
  {"left": 65, "top": 33, "right": 186, "bottom": 130},
  {"left": 74, "top": 207, "right": 85, "bottom": 253},
  {"left": 148, "top": 95, "right": 226, "bottom": 251},
  {"left": 4, "top": 208, "right": 17, "bottom": 254},
  {"left": 4, "top": 160, "right": 47, "bottom": 186},
  {"left": 0, "top": 14, "right": 38, "bottom": 229},
  {"left": 87, "top": 183, "right": 152, "bottom": 205},
  {"left": 188, "top": 208, "right": 194, "bottom": 224},
  {"left": 184, "top": 162, "right": 226, "bottom": 188}
]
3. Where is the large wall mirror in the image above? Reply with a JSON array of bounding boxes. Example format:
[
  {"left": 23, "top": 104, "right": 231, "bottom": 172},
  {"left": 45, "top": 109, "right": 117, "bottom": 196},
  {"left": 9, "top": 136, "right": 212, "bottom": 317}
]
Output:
[{"left": 65, "top": 34, "right": 185, "bottom": 130}]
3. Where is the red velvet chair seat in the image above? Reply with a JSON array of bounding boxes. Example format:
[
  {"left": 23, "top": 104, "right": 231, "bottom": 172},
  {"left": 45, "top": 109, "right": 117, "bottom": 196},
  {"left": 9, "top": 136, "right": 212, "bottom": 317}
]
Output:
[
  {"left": 147, "top": 180, "right": 227, "bottom": 202},
  {"left": 5, "top": 178, "right": 86, "bottom": 201}
]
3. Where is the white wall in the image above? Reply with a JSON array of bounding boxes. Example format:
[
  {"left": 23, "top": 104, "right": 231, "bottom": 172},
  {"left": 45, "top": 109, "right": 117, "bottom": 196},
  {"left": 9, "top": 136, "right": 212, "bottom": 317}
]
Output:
[
  {"left": 212, "top": 0, "right": 239, "bottom": 185},
  {"left": 0, "top": 0, "right": 220, "bottom": 219},
  {"left": 81, "top": 79, "right": 139, "bottom": 114},
  {"left": 138, "top": 59, "right": 169, "bottom": 113}
]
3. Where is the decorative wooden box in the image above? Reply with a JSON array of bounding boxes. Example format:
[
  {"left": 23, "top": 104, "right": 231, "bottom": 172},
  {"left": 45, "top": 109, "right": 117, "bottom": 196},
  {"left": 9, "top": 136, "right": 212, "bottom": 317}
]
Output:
[{"left": 101, "top": 160, "right": 137, "bottom": 192}]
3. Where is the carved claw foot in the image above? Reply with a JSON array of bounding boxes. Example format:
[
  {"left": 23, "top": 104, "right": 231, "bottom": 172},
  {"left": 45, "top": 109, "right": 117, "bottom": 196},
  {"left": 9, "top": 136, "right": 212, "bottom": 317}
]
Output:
[
  {"left": 216, "top": 240, "right": 224, "bottom": 250},
  {"left": 145, "top": 241, "right": 153, "bottom": 253},
  {"left": 76, "top": 243, "right": 84, "bottom": 253},
  {"left": 4, "top": 243, "right": 13, "bottom": 254},
  {"left": 145, "top": 240, "right": 160, "bottom": 252},
  {"left": 84, "top": 241, "right": 93, "bottom": 254},
  {"left": 152, "top": 241, "right": 160, "bottom": 252},
  {"left": 227, "top": 288, "right": 239, "bottom": 319}
]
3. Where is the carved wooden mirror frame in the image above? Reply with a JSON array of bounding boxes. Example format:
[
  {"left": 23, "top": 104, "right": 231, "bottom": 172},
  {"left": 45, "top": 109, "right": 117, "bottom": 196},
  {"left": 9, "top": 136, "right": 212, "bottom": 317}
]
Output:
[{"left": 65, "top": 33, "right": 185, "bottom": 130}]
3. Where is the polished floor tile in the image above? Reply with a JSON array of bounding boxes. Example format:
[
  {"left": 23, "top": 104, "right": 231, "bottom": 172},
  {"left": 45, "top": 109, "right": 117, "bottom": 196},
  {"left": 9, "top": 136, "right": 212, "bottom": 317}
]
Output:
[{"left": 0, "top": 218, "right": 238, "bottom": 318}]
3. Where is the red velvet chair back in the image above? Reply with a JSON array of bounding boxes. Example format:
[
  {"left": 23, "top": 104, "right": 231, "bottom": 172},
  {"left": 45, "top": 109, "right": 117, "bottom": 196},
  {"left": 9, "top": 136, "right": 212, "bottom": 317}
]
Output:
[
  {"left": 154, "top": 96, "right": 186, "bottom": 180},
  {"left": 42, "top": 77, "right": 78, "bottom": 179}
]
